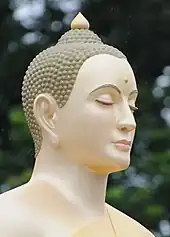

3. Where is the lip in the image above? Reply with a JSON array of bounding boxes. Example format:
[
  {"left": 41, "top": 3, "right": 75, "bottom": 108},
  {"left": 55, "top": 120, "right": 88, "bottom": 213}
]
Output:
[{"left": 113, "top": 139, "right": 131, "bottom": 152}]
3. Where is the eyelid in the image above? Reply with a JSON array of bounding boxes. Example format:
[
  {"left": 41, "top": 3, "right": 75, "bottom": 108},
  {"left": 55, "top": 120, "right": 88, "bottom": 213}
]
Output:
[
  {"left": 96, "top": 99, "right": 113, "bottom": 105},
  {"left": 96, "top": 94, "right": 113, "bottom": 103},
  {"left": 90, "top": 87, "right": 120, "bottom": 98}
]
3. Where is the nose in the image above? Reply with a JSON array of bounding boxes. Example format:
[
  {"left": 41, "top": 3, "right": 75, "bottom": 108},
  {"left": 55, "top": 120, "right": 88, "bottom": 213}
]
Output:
[
  {"left": 117, "top": 105, "right": 136, "bottom": 133},
  {"left": 117, "top": 121, "right": 136, "bottom": 132}
]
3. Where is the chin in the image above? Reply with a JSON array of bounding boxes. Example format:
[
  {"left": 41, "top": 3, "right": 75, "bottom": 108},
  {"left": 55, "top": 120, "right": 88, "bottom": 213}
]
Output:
[
  {"left": 116, "top": 158, "right": 130, "bottom": 171},
  {"left": 84, "top": 147, "right": 131, "bottom": 174},
  {"left": 87, "top": 156, "right": 130, "bottom": 174},
  {"left": 104, "top": 147, "right": 131, "bottom": 172},
  {"left": 107, "top": 158, "right": 130, "bottom": 173}
]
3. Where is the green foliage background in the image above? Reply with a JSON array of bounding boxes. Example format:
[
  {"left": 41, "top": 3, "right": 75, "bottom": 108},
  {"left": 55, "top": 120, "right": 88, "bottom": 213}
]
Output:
[{"left": 0, "top": 1, "right": 170, "bottom": 236}]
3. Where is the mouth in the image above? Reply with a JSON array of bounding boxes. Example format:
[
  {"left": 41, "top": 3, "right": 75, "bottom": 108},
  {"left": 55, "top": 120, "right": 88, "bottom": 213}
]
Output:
[{"left": 113, "top": 139, "right": 131, "bottom": 152}]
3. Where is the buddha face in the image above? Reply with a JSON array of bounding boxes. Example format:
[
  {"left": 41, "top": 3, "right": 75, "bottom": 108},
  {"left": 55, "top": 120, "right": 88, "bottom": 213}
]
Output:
[
  {"left": 36, "top": 54, "right": 138, "bottom": 174},
  {"left": 53, "top": 54, "right": 138, "bottom": 174}
]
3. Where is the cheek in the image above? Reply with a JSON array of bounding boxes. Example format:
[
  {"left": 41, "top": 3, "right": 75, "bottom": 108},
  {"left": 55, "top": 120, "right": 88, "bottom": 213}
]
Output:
[
  {"left": 60, "top": 104, "right": 116, "bottom": 144},
  {"left": 81, "top": 105, "right": 115, "bottom": 132}
]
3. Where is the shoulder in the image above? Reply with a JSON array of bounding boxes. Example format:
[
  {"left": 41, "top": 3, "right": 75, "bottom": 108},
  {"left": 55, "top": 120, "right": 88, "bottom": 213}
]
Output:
[
  {"left": 0, "top": 185, "right": 38, "bottom": 237},
  {"left": 106, "top": 203, "right": 155, "bottom": 237}
]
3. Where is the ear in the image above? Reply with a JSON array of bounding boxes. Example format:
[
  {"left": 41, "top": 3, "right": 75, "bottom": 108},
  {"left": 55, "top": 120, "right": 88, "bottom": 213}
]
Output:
[{"left": 33, "top": 93, "right": 58, "bottom": 140}]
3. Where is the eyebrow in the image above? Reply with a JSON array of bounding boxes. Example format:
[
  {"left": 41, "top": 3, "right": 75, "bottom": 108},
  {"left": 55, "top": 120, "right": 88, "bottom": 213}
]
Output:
[{"left": 89, "top": 84, "right": 121, "bottom": 95}]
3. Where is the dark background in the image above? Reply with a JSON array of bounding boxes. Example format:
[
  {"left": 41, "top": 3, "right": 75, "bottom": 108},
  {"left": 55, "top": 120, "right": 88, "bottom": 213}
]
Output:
[{"left": 0, "top": 0, "right": 170, "bottom": 236}]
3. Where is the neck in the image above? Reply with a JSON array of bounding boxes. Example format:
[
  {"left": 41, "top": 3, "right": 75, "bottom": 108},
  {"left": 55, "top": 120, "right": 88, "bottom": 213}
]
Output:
[{"left": 30, "top": 144, "right": 108, "bottom": 215}]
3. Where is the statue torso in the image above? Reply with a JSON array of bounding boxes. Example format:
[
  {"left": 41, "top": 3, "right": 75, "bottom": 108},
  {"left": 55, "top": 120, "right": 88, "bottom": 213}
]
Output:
[{"left": 0, "top": 181, "right": 154, "bottom": 237}]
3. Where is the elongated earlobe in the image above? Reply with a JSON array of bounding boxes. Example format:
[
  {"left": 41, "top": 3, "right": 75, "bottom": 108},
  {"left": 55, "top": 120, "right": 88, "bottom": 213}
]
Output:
[{"left": 49, "top": 131, "right": 59, "bottom": 148}]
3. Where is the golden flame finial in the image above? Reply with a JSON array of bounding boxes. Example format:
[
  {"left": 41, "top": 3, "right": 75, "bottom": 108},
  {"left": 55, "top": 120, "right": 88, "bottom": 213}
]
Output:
[{"left": 71, "top": 12, "right": 90, "bottom": 30}]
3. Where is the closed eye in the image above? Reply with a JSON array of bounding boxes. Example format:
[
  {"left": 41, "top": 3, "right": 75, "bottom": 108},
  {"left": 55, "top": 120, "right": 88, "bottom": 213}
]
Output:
[
  {"left": 95, "top": 94, "right": 114, "bottom": 106},
  {"left": 95, "top": 98, "right": 113, "bottom": 106},
  {"left": 129, "top": 105, "right": 138, "bottom": 113}
]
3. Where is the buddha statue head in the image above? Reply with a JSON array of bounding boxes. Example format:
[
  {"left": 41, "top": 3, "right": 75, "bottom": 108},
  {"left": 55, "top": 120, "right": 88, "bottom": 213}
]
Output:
[{"left": 21, "top": 13, "right": 138, "bottom": 174}]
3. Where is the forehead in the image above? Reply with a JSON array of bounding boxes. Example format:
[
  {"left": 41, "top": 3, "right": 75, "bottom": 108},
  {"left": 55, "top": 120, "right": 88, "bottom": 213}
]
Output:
[{"left": 75, "top": 54, "right": 137, "bottom": 95}]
